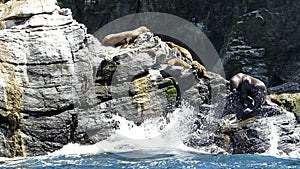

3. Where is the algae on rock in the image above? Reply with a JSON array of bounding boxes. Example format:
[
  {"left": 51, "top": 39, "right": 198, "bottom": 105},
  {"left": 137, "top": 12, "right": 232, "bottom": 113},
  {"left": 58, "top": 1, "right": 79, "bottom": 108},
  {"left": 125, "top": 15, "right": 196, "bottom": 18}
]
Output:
[
  {"left": 0, "top": 41, "right": 26, "bottom": 157},
  {"left": 271, "top": 93, "right": 300, "bottom": 122}
]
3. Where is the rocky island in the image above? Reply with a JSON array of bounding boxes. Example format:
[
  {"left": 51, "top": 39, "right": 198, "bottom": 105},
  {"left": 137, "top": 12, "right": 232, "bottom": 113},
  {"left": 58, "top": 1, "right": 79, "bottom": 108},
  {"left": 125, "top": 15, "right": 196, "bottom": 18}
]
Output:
[{"left": 0, "top": 0, "right": 299, "bottom": 158}]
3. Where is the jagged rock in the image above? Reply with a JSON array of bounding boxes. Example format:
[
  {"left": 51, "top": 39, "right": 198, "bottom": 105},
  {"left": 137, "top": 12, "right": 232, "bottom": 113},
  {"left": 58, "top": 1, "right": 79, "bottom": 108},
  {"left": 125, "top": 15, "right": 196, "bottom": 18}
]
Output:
[
  {"left": 185, "top": 79, "right": 300, "bottom": 155},
  {"left": 59, "top": 0, "right": 300, "bottom": 87},
  {"left": 270, "top": 93, "right": 300, "bottom": 123},
  {"left": 217, "top": 89, "right": 300, "bottom": 155},
  {"left": 225, "top": 111, "right": 300, "bottom": 155},
  {"left": 93, "top": 32, "right": 199, "bottom": 124},
  {"left": 221, "top": 7, "right": 300, "bottom": 86},
  {"left": 0, "top": 0, "right": 299, "bottom": 158},
  {"left": 0, "top": 0, "right": 101, "bottom": 157},
  {"left": 221, "top": 36, "right": 269, "bottom": 84},
  {"left": 0, "top": 0, "right": 212, "bottom": 155},
  {"left": 0, "top": 132, "right": 9, "bottom": 157},
  {"left": 22, "top": 111, "right": 73, "bottom": 156},
  {"left": 0, "top": 0, "right": 58, "bottom": 19},
  {"left": 0, "top": 0, "right": 59, "bottom": 29},
  {"left": 268, "top": 82, "right": 300, "bottom": 94}
]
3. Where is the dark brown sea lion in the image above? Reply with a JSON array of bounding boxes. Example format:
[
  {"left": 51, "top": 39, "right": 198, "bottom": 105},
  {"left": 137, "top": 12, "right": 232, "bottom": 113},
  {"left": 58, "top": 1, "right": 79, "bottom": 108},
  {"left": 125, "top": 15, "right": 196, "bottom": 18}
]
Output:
[{"left": 230, "top": 73, "right": 267, "bottom": 111}]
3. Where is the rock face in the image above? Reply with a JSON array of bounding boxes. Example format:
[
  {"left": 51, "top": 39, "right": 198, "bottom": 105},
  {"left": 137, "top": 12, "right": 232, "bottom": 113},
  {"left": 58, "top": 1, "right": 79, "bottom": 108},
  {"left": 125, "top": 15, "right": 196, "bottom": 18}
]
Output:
[
  {"left": 0, "top": 0, "right": 208, "bottom": 157},
  {"left": 0, "top": 0, "right": 100, "bottom": 157},
  {"left": 270, "top": 93, "right": 300, "bottom": 123},
  {"left": 221, "top": 7, "right": 300, "bottom": 86},
  {"left": 220, "top": 92, "right": 300, "bottom": 155},
  {"left": 0, "top": 0, "right": 299, "bottom": 158},
  {"left": 58, "top": 0, "right": 300, "bottom": 87}
]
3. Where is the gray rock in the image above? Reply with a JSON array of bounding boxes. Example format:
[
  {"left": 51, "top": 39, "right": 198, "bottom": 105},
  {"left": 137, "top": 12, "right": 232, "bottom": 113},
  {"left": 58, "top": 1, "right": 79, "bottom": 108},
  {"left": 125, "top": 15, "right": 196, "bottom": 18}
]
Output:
[
  {"left": 0, "top": 0, "right": 299, "bottom": 158},
  {"left": 221, "top": 8, "right": 300, "bottom": 86},
  {"left": 58, "top": 1, "right": 300, "bottom": 87},
  {"left": 0, "top": 0, "right": 101, "bottom": 157},
  {"left": 0, "top": 132, "right": 9, "bottom": 157},
  {"left": 268, "top": 82, "right": 300, "bottom": 94},
  {"left": 0, "top": 0, "right": 58, "bottom": 20}
]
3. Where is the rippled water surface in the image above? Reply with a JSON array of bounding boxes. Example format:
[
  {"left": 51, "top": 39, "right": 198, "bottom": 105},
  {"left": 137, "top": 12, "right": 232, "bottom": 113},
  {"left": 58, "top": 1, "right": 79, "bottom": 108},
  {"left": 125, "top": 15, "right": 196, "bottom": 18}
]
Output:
[
  {"left": 1, "top": 152, "right": 299, "bottom": 169},
  {"left": 1, "top": 105, "right": 299, "bottom": 169}
]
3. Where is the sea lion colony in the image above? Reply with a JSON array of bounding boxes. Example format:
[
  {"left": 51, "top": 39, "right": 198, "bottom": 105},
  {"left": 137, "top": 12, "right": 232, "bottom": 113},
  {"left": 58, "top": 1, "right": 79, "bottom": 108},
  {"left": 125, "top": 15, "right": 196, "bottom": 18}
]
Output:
[{"left": 102, "top": 26, "right": 209, "bottom": 79}]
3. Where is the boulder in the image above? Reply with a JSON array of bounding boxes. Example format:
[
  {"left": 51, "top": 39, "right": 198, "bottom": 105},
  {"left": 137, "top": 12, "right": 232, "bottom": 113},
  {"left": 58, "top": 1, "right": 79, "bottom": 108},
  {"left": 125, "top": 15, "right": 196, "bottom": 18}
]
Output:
[{"left": 0, "top": 0, "right": 102, "bottom": 157}]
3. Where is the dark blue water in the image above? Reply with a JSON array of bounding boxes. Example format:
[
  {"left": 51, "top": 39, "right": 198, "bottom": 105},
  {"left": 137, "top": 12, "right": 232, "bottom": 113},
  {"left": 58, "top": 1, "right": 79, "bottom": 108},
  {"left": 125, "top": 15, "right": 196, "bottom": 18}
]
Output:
[{"left": 1, "top": 152, "right": 299, "bottom": 169}]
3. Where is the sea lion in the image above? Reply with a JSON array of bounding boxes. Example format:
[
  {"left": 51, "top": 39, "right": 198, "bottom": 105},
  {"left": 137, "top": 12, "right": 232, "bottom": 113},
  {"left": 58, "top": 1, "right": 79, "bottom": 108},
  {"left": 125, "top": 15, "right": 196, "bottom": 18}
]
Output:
[
  {"left": 166, "top": 41, "right": 193, "bottom": 62},
  {"left": 192, "top": 60, "right": 209, "bottom": 78},
  {"left": 167, "top": 58, "right": 209, "bottom": 79},
  {"left": 166, "top": 41, "right": 209, "bottom": 79},
  {"left": 167, "top": 58, "right": 192, "bottom": 69},
  {"left": 141, "top": 48, "right": 157, "bottom": 57},
  {"left": 230, "top": 73, "right": 267, "bottom": 111},
  {"left": 102, "top": 26, "right": 150, "bottom": 47}
]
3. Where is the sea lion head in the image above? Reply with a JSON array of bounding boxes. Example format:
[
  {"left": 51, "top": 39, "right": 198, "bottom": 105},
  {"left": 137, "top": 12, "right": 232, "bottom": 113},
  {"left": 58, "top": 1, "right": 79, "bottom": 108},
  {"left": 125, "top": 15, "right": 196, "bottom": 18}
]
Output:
[
  {"left": 230, "top": 73, "right": 245, "bottom": 91},
  {"left": 138, "top": 26, "right": 150, "bottom": 33}
]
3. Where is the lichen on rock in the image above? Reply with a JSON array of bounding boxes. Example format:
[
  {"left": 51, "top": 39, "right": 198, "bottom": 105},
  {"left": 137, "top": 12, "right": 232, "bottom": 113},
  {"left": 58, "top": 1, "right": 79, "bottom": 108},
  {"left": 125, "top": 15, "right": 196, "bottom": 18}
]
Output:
[
  {"left": 0, "top": 40, "right": 26, "bottom": 157},
  {"left": 132, "top": 75, "right": 151, "bottom": 112},
  {"left": 0, "top": 0, "right": 99, "bottom": 157},
  {"left": 271, "top": 93, "right": 300, "bottom": 122}
]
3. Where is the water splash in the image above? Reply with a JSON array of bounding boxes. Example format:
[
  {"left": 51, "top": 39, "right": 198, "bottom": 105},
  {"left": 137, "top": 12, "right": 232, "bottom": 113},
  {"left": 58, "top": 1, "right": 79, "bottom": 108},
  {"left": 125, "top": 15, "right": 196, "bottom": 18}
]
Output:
[
  {"left": 266, "top": 121, "right": 280, "bottom": 157},
  {"left": 262, "top": 114, "right": 300, "bottom": 159},
  {"left": 49, "top": 102, "right": 203, "bottom": 157}
]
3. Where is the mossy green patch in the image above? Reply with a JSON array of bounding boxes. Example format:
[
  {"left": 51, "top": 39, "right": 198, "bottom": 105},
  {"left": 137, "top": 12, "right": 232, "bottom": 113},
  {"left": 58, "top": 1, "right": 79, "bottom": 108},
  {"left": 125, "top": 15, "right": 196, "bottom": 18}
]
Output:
[
  {"left": 272, "top": 93, "right": 300, "bottom": 114},
  {"left": 96, "top": 85, "right": 111, "bottom": 103},
  {"left": 271, "top": 93, "right": 300, "bottom": 123},
  {"left": 165, "top": 85, "right": 177, "bottom": 99},
  {"left": 103, "top": 63, "right": 117, "bottom": 80},
  {"left": 104, "top": 64, "right": 116, "bottom": 72}
]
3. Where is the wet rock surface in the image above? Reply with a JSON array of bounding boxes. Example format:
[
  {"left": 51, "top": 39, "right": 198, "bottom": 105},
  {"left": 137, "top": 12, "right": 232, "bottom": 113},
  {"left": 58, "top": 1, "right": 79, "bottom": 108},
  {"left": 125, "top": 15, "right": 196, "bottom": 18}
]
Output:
[
  {"left": 0, "top": 0, "right": 299, "bottom": 158},
  {"left": 219, "top": 92, "right": 300, "bottom": 155}
]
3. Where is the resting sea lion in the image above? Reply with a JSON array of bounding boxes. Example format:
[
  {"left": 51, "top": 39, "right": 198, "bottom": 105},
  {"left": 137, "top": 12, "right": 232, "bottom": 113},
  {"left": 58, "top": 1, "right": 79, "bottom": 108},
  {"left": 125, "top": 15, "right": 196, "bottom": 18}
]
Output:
[
  {"left": 166, "top": 41, "right": 193, "bottom": 62},
  {"left": 102, "top": 26, "right": 150, "bottom": 47},
  {"left": 192, "top": 60, "right": 209, "bottom": 78},
  {"left": 167, "top": 58, "right": 192, "bottom": 69},
  {"left": 230, "top": 73, "right": 267, "bottom": 111},
  {"left": 141, "top": 48, "right": 157, "bottom": 57},
  {"left": 167, "top": 58, "right": 209, "bottom": 79}
]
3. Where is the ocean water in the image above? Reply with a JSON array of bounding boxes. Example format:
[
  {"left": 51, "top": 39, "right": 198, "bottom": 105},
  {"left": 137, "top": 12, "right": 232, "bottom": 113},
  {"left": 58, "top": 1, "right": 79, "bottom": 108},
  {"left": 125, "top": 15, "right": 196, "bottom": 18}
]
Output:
[
  {"left": 1, "top": 104, "right": 299, "bottom": 168},
  {"left": 1, "top": 151, "right": 299, "bottom": 169}
]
